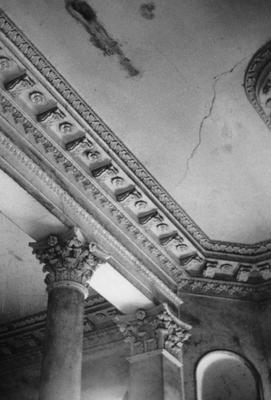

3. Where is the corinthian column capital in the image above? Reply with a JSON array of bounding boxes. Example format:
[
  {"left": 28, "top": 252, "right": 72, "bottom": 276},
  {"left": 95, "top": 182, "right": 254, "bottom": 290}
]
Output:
[
  {"left": 116, "top": 303, "right": 192, "bottom": 361},
  {"left": 29, "top": 228, "right": 101, "bottom": 298}
]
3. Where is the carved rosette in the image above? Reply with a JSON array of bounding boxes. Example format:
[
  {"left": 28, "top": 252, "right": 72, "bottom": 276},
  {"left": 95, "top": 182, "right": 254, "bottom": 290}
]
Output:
[
  {"left": 116, "top": 303, "right": 191, "bottom": 360},
  {"left": 29, "top": 228, "right": 100, "bottom": 298}
]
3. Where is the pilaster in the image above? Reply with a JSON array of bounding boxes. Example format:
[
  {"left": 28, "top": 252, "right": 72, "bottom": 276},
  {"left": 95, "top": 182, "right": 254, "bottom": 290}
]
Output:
[{"left": 116, "top": 304, "right": 192, "bottom": 400}]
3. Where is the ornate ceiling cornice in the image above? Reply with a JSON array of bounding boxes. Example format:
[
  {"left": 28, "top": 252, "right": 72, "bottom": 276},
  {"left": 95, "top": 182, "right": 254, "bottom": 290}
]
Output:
[
  {"left": 1, "top": 10, "right": 271, "bottom": 260},
  {"left": 0, "top": 10, "right": 271, "bottom": 299},
  {"left": 245, "top": 41, "right": 271, "bottom": 130},
  {"left": 178, "top": 277, "right": 271, "bottom": 301},
  {"left": 0, "top": 131, "right": 182, "bottom": 306},
  {"left": 2, "top": 132, "right": 271, "bottom": 300}
]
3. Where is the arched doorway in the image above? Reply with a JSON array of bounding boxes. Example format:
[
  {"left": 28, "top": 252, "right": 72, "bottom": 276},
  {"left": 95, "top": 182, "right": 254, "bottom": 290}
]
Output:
[{"left": 196, "top": 351, "right": 262, "bottom": 400}]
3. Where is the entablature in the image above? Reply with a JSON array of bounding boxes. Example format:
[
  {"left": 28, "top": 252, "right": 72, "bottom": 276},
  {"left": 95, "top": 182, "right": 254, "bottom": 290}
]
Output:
[{"left": 1, "top": 10, "right": 271, "bottom": 302}]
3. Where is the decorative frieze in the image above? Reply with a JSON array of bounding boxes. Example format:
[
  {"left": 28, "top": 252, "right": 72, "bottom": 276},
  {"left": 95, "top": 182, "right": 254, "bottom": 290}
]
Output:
[
  {"left": 1, "top": 8, "right": 271, "bottom": 261},
  {"left": 203, "top": 261, "right": 239, "bottom": 280},
  {"left": 178, "top": 277, "right": 271, "bottom": 301},
  {"left": 37, "top": 106, "right": 65, "bottom": 125},
  {"left": 116, "top": 303, "right": 191, "bottom": 360},
  {"left": 1, "top": 11, "right": 271, "bottom": 304},
  {"left": 182, "top": 256, "right": 205, "bottom": 276},
  {"left": 66, "top": 137, "right": 110, "bottom": 170},
  {"left": 182, "top": 257, "right": 271, "bottom": 286},
  {"left": 0, "top": 132, "right": 182, "bottom": 307},
  {"left": 0, "top": 84, "right": 185, "bottom": 282}
]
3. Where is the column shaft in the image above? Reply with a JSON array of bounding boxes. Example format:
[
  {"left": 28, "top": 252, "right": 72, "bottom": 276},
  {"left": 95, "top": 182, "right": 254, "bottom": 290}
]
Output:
[
  {"left": 39, "top": 286, "right": 85, "bottom": 400},
  {"left": 128, "top": 350, "right": 184, "bottom": 400}
]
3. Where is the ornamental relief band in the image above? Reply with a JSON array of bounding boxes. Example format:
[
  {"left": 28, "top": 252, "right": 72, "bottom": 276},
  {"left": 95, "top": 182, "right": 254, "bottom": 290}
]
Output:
[
  {"left": 1, "top": 8, "right": 271, "bottom": 305},
  {"left": 29, "top": 228, "right": 101, "bottom": 298},
  {"left": 2, "top": 8, "right": 271, "bottom": 261}
]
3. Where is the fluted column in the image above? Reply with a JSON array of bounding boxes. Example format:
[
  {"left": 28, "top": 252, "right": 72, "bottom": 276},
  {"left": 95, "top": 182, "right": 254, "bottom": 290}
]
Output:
[
  {"left": 30, "top": 228, "right": 99, "bottom": 400},
  {"left": 116, "top": 304, "right": 192, "bottom": 400}
]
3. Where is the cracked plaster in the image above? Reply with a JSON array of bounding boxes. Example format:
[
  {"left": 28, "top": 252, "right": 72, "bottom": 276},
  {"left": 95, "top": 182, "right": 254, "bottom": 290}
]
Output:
[
  {"left": 1, "top": 0, "right": 271, "bottom": 244},
  {"left": 181, "top": 57, "right": 247, "bottom": 184}
]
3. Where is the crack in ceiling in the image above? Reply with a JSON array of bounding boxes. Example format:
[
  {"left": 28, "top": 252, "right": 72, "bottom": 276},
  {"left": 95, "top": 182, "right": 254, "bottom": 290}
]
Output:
[{"left": 180, "top": 57, "right": 247, "bottom": 184}]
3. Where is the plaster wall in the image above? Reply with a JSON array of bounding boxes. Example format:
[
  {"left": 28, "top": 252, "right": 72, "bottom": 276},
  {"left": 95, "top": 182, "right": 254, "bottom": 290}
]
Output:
[
  {"left": 0, "top": 296, "right": 270, "bottom": 400},
  {"left": 179, "top": 294, "right": 269, "bottom": 400},
  {"left": 196, "top": 351, "right": 259, "bottom": 400},
  {"left": 0, "top": 170, "right": 66, "bottom": 323},
  {"left": 81, "top": 344, "right": 129, "bottom": 400},
  {"left": 0, "top": 212, "right": 47, "bottom": 324},
  {"left": 127, "top": 351, "right": 183, "bottom": 400}
]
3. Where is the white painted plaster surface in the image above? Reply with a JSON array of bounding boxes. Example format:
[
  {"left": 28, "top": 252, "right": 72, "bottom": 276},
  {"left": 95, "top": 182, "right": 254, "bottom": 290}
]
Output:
[
  {"left": 1, "top": 0, "right": 271, "bottom": 242},
  {"left": 89, "top": 262, "right": 153, "bottom": 313},
  {"left": 196, "top": 351, "right": 258, "bottom": 400},
  {"left": 0, "top": 170, "right": 65, "bottom": 322},
  {"left": 0, "top": 171, "right": 152, "bottom": 320},
  {"left": 180, "top": 294, "right": 269, "bottom": 400},
  {"left": 0, "top": 170, "right": 65, "bottom": 240},
  {"left": 0, "top": 212, "right": 47, "bottom": 323},
  {"left": 81, "top": 347, "right": 129, "bottom": 400}
]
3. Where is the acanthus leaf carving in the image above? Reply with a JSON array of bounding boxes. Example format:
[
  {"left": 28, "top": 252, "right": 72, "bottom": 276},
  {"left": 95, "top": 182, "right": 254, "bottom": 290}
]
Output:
[
  {"left": 115, "top": 303, "right": 191, "bottom": 360},
  {"left": 2, "top": 11, "right": 271, "bottom": 301},
  {"left": 2, "top": 8, "right": 271, "bottom": 258},
  {"left": 29, "top": 227, "right": 100, "bottom": 292}
]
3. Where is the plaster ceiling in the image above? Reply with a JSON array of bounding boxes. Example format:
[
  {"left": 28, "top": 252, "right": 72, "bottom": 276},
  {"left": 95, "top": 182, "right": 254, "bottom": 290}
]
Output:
[{"left": 1, "top": 0, "right": 271, "bottom": 245}]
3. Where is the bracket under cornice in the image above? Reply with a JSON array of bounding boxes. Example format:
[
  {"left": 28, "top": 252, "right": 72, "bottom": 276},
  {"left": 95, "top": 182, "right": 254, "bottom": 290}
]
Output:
[{"left": 0, "top": 10, "right": 271, "bottom": 300}]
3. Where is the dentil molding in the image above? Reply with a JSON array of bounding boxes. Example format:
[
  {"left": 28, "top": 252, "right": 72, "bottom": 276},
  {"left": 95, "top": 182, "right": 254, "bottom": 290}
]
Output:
[
  {"left": 0, "top": 10, "right": 271, "bottom": 299},
  {"left": 1, "top": 9, "right": 271, "bottom": 259}
]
